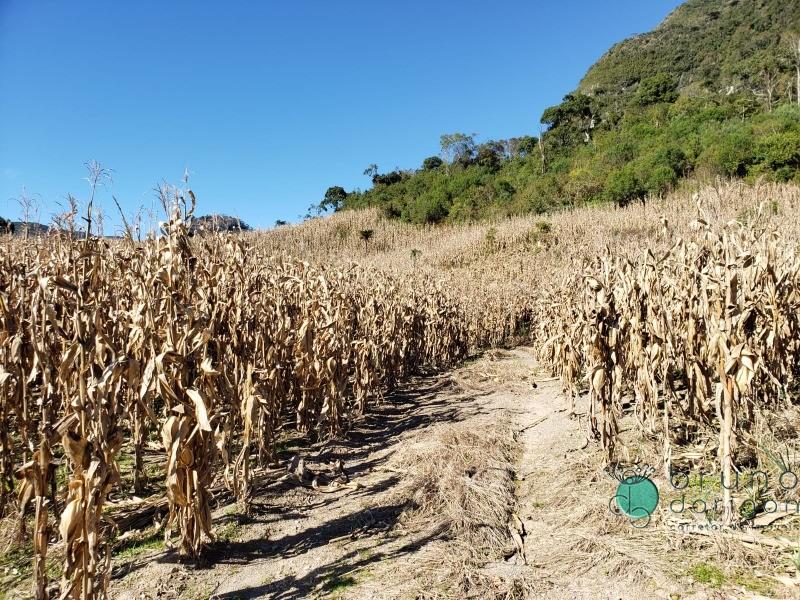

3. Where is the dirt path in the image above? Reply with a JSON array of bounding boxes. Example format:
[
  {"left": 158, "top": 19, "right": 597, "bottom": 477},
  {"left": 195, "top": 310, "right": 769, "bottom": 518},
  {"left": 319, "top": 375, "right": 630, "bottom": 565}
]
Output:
[{"left": 112, "top": 348, "right": 709, "bottom": 600}]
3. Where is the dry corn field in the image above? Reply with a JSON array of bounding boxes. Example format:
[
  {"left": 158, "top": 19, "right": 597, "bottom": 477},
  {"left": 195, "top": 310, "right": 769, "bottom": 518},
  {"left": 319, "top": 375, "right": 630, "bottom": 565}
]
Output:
[{"left": 3, "top": 180, "right": 800, "bottom": 598}]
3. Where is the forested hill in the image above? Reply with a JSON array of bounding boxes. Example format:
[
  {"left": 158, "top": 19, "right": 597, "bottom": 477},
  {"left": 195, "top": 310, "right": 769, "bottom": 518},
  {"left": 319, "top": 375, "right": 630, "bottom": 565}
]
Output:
[
  {"left": 580, "top": 0, "right": 800, "bottom": 96},
  {"left": 318, "top": 0, "right": 800, "bottom": 224}
]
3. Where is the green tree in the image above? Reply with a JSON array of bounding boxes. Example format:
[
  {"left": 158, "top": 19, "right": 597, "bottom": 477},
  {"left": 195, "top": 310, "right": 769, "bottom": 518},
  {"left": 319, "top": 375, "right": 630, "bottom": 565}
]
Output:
[
  {"left": 516, "top": 135, "right": 539, "bottom": 157},
  {"left": 411, "top": 193, "right": 449, "bottom": 223},
  {"left": 320, "top": 186, "right": 347, "bottom": 213},
  {"left": 753, "top": 131, "right": 800, "bottom": 180},
  {"left": 756, "top": 131, "right": 800, "bottom": 169},
  {"left": 363, "top": 164, "right": 379, "bottom": 179},
  {"left": 372, "top": 170, "right": 405, "bottom": 186},
  {"left": 475, "top": 142, "right": 504, "bottom": 172},
  {"left": 702, "top": 128, "right": 755, "bottom": 177},
  {"left": 637, "top": 146, "right": 687, "bottom": 195},
  {"left": 422, "top": 156, "right": 444, "bottom": 170},
  {"left": 541, "top": 93, "right": 598, "bottom": 148}
]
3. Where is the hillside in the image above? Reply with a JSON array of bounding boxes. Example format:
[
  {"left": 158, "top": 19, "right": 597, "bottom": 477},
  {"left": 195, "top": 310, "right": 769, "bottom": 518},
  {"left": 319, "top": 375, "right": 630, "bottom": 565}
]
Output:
[
  {"left": 329, "top": 0, "right": 800, "bottom": 223},
  {"left": 580, "top": 0, "right": 800, "bottom": 95}
]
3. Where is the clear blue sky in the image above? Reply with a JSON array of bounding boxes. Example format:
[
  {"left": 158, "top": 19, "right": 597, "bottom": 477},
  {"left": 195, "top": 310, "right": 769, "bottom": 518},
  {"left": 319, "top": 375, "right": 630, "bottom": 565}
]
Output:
[{"left": 0, "top": 0, "right": 683, "bottom": 231}]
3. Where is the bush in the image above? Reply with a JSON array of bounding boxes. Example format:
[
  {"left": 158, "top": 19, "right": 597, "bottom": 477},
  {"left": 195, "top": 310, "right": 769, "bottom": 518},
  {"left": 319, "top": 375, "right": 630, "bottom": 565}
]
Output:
[
  {"left": 755, "top": 132, "right": 800, "bottom": 172},
  {"left": 605, "top": 166, "right": 643, "bottom": 206},
  {"left": 372, "top": 170, "right": 405, "bottom": 186},
  {"left": 700, "top": 129, "right": 754, "bottom": 177},
  {"left": 633, "top": 73, "right": 678, "bottom": 106},
  {"left": 410, "top": 193, "right": 450, "bottom": 224}
]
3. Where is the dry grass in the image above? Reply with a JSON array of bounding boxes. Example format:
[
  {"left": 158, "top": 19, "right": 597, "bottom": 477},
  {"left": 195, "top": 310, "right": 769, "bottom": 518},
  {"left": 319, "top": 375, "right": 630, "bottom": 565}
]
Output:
[
  {"left": 382, "top": 421, "right": 534, "bottom": 599},
  {"left": 390, "top": 422, "right": 517, "bottom": 548}
]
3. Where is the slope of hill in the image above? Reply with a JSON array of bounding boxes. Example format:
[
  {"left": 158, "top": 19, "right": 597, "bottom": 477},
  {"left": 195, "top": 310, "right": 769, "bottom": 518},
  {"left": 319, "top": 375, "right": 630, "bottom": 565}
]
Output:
[
  {"left": 580, "top": 0, "right": 800, "bottom": 95},
  {"left": 329, "top": 0, "right": 800, "bottom": 224},
  {"left": 0, "top": 218, "right": 50, "bottom": 237}
]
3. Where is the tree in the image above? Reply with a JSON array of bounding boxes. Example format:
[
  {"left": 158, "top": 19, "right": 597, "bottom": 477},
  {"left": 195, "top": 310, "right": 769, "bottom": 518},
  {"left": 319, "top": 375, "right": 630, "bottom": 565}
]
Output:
[
  {"left": 790, "top": 34, "right": 800, "bottom": 107},
  {"left": 320, "top": 186, "right": 347, "bottom": 213},
  {"left": 732, "top": 93, "right": 759, "bottom": 122},
  {"left": 541, "top": 93, "right": 597, "bottom": 147},
  {"left": 422, "top": 156, "right": 443, "bottom": 170},
  {"left": 0, "top": 217, "right": 13, "bottom": 235},
  {"left": 411, "top": 193, "right": 449, "bottom": 223},
  {"left": 756, "top": 57, "right": 781, "bottom": 112},
  {"left": 703, "top": 128, "right": 754, "bottom": 177},
  {"left": 475, "top": 141, "right": 505, "bottom": 171},
  {"left": 538, "top": 127, "right": 546, "bottom": 174},
  {"left": 755, "top": 131, "right": 800, "bottom": 173},
  {"left": 274, "top": 219, "right": 288, "bottom": 226},
  {"left": 363, "top": 164, "right": 378, "bottom": 179},
  {"left": 440, "top": 133, "right": 476, "bottom": 172},
  {"left": 372, "top": 170, "right": 404, "bottom": 186},
  {"left": 358, "top": 229, "right": 374, "bottom": 252},
  {"left": 516, "top": 135, "right": 539, "bottom": 157}
]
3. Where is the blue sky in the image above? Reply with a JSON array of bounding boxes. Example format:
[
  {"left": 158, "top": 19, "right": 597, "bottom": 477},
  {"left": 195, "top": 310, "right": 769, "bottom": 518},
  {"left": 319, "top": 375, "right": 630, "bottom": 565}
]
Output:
[{"left": 0, "top": 0, "right": 683, "bottom": 231}]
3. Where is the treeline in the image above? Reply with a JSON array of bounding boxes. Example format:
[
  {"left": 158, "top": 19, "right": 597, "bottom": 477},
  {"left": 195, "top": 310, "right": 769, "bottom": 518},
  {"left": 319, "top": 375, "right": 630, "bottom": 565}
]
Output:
[
  {"left": 0, "top": 217, "right": 14, "bottom": 235},
  {"left": 322, "top": 92, "right": 799, "bottom": 224},
  {"left": 315, "top": 0, "right": 800, "bottom": 224}
]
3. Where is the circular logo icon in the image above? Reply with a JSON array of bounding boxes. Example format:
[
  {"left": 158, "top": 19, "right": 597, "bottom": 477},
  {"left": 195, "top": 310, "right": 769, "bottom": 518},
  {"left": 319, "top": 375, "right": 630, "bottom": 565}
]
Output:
[{"left": 610, "top": 475, "right": 659, "bottom": 528}]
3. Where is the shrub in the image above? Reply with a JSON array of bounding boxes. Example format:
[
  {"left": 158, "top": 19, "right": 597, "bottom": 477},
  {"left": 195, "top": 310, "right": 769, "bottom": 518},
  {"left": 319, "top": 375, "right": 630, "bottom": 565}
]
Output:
[
  {"left": 605, "top": 166, "right": 643, "bottom": 206},
  {"left": 633, "top": 73, "right": 678, "bottom": 106}
]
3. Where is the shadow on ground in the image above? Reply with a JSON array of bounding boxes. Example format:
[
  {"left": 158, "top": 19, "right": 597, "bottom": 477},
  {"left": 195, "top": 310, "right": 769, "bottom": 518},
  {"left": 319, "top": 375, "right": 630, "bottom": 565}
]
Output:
[{"left": 112, "top": 365, "right": 493, "bottom": 598}]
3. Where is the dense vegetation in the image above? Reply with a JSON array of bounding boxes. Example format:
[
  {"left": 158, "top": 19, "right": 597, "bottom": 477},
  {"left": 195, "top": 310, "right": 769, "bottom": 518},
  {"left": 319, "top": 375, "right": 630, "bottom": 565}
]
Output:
[{"left": 320, "top": 0, "right": 800, "bottom": 223}]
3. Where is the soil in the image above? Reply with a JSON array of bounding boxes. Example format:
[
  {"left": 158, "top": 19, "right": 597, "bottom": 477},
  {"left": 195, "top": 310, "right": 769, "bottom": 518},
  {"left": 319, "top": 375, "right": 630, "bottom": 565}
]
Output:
[{"left": 110, "top": 348, "right": 768, "bottom": 600}]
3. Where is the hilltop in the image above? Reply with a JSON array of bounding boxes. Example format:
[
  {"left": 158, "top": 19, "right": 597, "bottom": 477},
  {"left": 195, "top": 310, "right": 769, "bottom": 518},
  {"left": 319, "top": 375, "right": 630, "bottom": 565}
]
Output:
[{"left": 326, "top": 0, "right": 800, "bottom": 223}]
